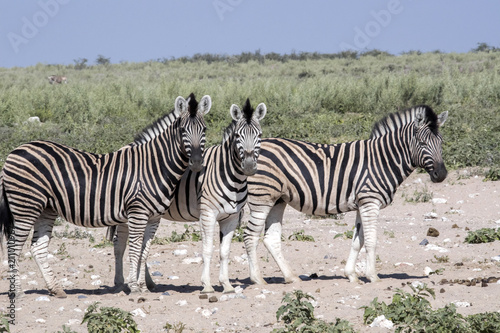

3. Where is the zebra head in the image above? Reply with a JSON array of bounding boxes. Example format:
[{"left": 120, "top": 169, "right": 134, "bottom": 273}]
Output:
[
  {"left": 175, "top": 93, "right": 211, "bottom": 172},
  {"left": 412, "top": 106, "right": 449, "bottom": 183},
  {"left": 229, "top": 99, "right": 267, "bottom": 176}
]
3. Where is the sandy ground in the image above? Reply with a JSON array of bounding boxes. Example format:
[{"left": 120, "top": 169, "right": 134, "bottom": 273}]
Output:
[{"left": 1, "top": 168, "right": 500, "bottom": 332}]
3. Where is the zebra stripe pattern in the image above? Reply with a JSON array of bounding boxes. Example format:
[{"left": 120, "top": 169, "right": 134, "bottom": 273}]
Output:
[
  {"left": 242, "top": 105, "right": 448, "bottom": 285},
  {"left": 110, "top": 99, "right": 267, "bottom": 294},
  {"left": 0, "top": 93, "right": 211, "bottom": 298}
]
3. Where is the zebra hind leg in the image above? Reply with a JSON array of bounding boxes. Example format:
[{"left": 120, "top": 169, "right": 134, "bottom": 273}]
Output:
[
  {"left": 31, "top": 211, "right": 67, "bottom": 298},
  {"left": 137, "top": 220, "right": 159, "bottom": 292}
]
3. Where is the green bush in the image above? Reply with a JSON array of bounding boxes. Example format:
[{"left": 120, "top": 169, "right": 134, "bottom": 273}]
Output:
[
  {"left": 464, "top": 228, "right": 500, "bottom": 244},
  {"left": 81, "top": 302, "right": 139, "bottom": 333}
]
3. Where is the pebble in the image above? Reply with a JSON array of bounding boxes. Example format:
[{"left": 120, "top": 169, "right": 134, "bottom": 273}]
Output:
[
  {"left": 35, "top": 318, "right": 46, "bottom": 323},
  {"left": 431, "top": 198, "right": 447, "bottom": 204},
  {"left": 453, "top": 301, "right": 472, "bottom": 307},
  {"left": 35, "top": 296, "right": 50, "bottom": 302},
  {"left": 419, "top": 239, "right": 429, "bottom": 246},
  {"left": 424, "top": 267, "right": 434, "bottom": 276},
  {"left": 209, "top": 296, "right": 218, "bottom": 303},
  {"left": 369, "top": 315, "right": 394, "bottom": 329},
  {"left": 66, "top": 319, "right": 80, "bottom": 326},
  {"left": 151, "top": 271, "right": 163, "bottom": 276},
  {"left": 411, "top": 281, "right": 424, "bottom": 289},
  {"left": 183, "top": 257, "right": 202, "bottom": 264},
  {"left": 131, "top": 308, "right": 147, "bottom": 317},
  {"left": 491, "top": 255, "right": 500, "bottom": 262},
  {"left": 168, "top": 276, "right": 179, "bottom": 280},
  {"left": 424, "top": 212, "right": 438, "bottom": 220},
  {"left": 90, "top": 275, "right": 100, "bottom": 280},
  {"left": 78, "top": 295, "right": 87, "bottom": 299},
  {"left": 91, "top": 280, "right": 102, "bottom": 286},
  {"left": 173, "top": 249, "right": 188, "bottom": 256},
  {"left": 176, "top": 300, "right": 187, "bottom": 306}
]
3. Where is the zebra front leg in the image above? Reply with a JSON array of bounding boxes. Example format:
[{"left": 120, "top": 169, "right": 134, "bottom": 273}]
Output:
[
  {"left": 360, "top": 202, "right": 381, "bottom": 282},
  {"left": 200, "top": 212, "right": 216, "bottom": 293},
  {"left": 137, "top": 220, "right": 160, "bottom": 292},
  {"left": 344, "top": 211, "right": 364, "bottom": 283},
  {"left": 218, "top": 215, "right": 239, "bottom": 294},
  {"left": 31, "top": 219, "right": 66, "bottom": 298},
  {"left": 112, "top": 224, "right": 129, "bottom": 293}
]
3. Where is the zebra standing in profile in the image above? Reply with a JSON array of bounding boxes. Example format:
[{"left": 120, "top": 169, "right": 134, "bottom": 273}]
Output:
[
  {"left": 109, "top": 99, "right": 267, "bottom": 294},
  {"left": 48, "top": 75, "right": 67, "bottom": 84},
  {"left": 237, "top": 105, "right": 448, "bottom": 286},
  {"left": 0, "top": 94, "right": 211, "bottom": 298}
]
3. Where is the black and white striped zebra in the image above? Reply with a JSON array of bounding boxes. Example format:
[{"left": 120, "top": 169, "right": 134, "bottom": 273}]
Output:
[
  {"left": 240, "top": 105, "right": 448, "bottom": 286},
  {"left": 0, "top": 94, "right": 211, "bottom": 298},
  {"left": 110, "top": 99, "right": 267, "bottom": 294}
]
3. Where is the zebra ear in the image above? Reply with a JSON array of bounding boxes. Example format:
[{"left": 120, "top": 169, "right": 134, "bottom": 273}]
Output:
[
  {"left": 174, "top": 96, "right": 188, "bottom": 116},
  {"left": 254, "top": 103, "right": 267, "bottom": 121},
  {"left": 437, "top": 111, "right": 448, "bottom": 127},
  {"left": 415, "top": 108, "right": 426, "bottom": 127},
  {"left": 198, "top": 95, "right": 212, "bottom": 115},
  {"left": 230, "top": 104, "right": 243, "bottom": 121}
]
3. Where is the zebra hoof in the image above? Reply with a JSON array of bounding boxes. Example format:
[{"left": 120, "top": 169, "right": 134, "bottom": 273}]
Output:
[
  {"left": 250, "top": 277, "right": 267, "bottom": 285},
  {"left": 284, "top": 275, "right": 301, "bottom": 284},
  {"left": 222, "top": 287, "right": 235, "bottom": 294},
  {"left": 112, "top": 284, "right": 128, "bottom": 293},
  {"left": 51, "top": 289, "right": 67, "bottom": 298}
]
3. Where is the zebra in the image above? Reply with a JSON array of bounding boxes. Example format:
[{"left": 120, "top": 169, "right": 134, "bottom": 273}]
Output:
[
  {"left": 48, "top": 75, "right": 67, "bottom": 84},
  {"left": 109, "top": 99, "right": 267, "bottom": 294},
  {"left": 0, "top": 93, "right": 211, "bottom": 298},
  {"left": 239, "top": 105, "right": 448, "bottom": 286}
]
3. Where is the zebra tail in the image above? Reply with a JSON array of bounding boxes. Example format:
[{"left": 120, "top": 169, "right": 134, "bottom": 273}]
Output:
[
  {"left": 106, "top": 226, "right": 117, "bottom": 242},
  {"left": 0, "top": 171, "right": 14, "bottom": 244}
]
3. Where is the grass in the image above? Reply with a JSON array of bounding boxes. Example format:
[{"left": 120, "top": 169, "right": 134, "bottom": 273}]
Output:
[{"left": 1, "top": 50, "right": 500, "bottom": 170}]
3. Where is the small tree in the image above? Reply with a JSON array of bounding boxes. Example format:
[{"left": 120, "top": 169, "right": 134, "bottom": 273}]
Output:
[
  {"left": 96, "top": 54, "right": 111, "bottom": 66},
  {"left": 73, "top": 57, "right": 88, "bottom": 70}
]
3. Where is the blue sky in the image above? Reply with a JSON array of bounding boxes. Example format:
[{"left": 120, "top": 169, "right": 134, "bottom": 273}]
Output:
[{"left": 1, "top": 1, "right": 499, "bottom": 68}]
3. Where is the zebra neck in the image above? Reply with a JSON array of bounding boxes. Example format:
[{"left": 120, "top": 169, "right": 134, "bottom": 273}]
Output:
[{"left": 372, "top": 127, "right": 416, "bottom": 186}]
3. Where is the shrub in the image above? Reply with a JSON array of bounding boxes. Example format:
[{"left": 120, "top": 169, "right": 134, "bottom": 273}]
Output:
[{"left": 81, "top": 302, "right": 139, "bottom": 333}]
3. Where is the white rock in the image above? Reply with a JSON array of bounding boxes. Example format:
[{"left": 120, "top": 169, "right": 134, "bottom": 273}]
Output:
[
  {"left": 73, "top": 308, "right": 82, "bottom": 313},
  {"left": 219, "top": 295, "right": 229, "bottom": 302},
  {"left": 182, "top": 257, "right": 202, "bottom": 264},
  {"left": 431, "top": 198, "right": 447, "bottom": 204},
  {"left": 369, "top": 315, "right": 394, "bottom": 329},
  {"left": 234, "top": 286, "right": 244, "bottom": 294},
  {"left": 58, "top": 306, "right": 64, "bottom": 312},
  {"left": 449, "top": 209, "right": 464, "bottom": 214},
  {"left": 66, "top": 319, "right": 80, "bottom": 326},
  {"left": 490, "top": 255, "right": 500, "bottom": 262},
  {"left": 425, "top": 244, "right": 449, "bottom": 253},
  {"left": 424, "top": 212, "right": 438, "bottom": 219},
  {"left": 456, "top": 200, "right": 464, "bottom": 204},
  {"left": 453, "top": 301, "right": 471, "bottom": 307},
  {"left": 131, "top": 308, "right": 146, "bottom": 317},
  {"left": 35, "top": 318, "right": 46, "bottom": 323},
  {"left": 28, "top": 116, "right": 41, "bottom": 123},
  {"left": 91, "top": 280, "right": 102, "bottom": 286},
  {"left": 168, "top": 276, "right": 179, "bottom": 280},
  {"left": 255, "top": 294, "right": 266, "bottom": 299},
  {"left": 395, "top": 262, "right": 414, "bottom": 267},
  {"left": 173, "top": 249, "right": 188, "bottom": 256},
  {"left": 90, "top": 275, "right": 100, "bottom": 280},
  {"left": 411, "top": 281, "right": 424, "bottom": 289},
  {"left": 28, "top": 280, "right": 38, "bottom": 285},
  {"left": 303, "top": 219, "right": 311, "bottom": 225},
  {"left": 176, "top": 300, "right": 187, "bottom": 306},
  {"left": 201, "top": 309, "right": 212, "bottom": 318},
  {"left": 36, "top": 296, "right": 50, "bottom": 302},
  {"left": 468, "top": 193, "right": 479, "bottom": 198},
  {"left": 424, "top": 267, "right": 434, "bottom": 276},
  {"left": 495, "top": 219, "right": 500, "bottom": 225}
]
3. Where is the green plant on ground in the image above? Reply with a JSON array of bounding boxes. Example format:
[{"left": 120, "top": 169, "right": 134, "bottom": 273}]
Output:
[
  {"left": 164, "top": 321, "right": 186, "bottom": 333},
  {"left": 81, "top": 302, "right": 139, "bottom": 333},
  {"left": 0, "top": 314, "right": 10, "bottom": 333},
  {"left": 334, "top": 229, "right": 354, "bottom": 240},
  {"left": 56, "top": 325, "right": 77, "bottom": 333},
  {"left": 53, "top": 224, "right": 95, "bottom": 242},
  {"left": 484, "top": 167, "right": 500, "bottom": 181},
  {"left": 56, "top": 243, "right": 70, "bottom": 259},
  {"left": 273, "top": 290, "right": 356, "bottom": 333},
  {"left": 432, "top": 255, "right": 449, "bottom": 263},
  {"left": 464, "top": 228, "right": 500, "bottom": 244},
  {"left": 93, "top": 237, "right": 114, "bottom": 248},
  {"left": 402, "top": 185, "right": 433, "bottom": 203},
  {"left": 153, "top": 224, "right": 201, "bottom": 244},
  {"left": 232, "top": 223, "right": 246, "bottom": 243},
  {"left": 288, "top": 230, "right": 315, "bottom": 242}
]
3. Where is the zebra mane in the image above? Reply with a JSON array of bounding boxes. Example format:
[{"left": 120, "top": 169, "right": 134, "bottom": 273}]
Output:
[
  {"left": 370, "top": 105, "right": 438, "bottom": 139},
  {"left": 133, "top": 93, "right": 199, "bottom": 145},
  {"left": 221, "top": 99, "right": 254, "bottom": 144}
]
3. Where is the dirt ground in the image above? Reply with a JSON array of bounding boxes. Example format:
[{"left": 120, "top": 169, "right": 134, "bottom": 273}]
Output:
[{"left": 1, "top": 168, "right": 500, "bottom": 332}]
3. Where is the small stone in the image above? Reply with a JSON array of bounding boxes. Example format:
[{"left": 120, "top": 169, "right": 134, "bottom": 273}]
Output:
[
  {"left": 35, "top": 318, "right": 46, "bottom": 323},
  {"left": 315, "top": 288, "right": 320, "bottom": 293},
  {"left": 35, "top": 296, "right": 50, "bottom": 302},
  {"left": 131, "top": 308, "right": 146, "bottom": 317},
  {"left": 209, "top": 296, "right": 218, "bottom": 303},
  {"left": 452, "top": 224, "right": 459, "bottom": 229},
  {"left": 427, "top": 227, "right": 440, "bottom": 237},
  {"left": 440, "top": 288, "right": 445, "bottom": 293},
  {"left": 137, "top": 297, "right": 146, "bottom": 303},
  {"left": 487, "top": 277, "right": 499, "bottom": 283},
  {"left": 199, "top": 294, "right": 208, "bottom": 299},
  {"left": 424, "top": 212, "right": 438, "bottom": 220},
  {"left": 77, "top": 295, "right": 87, "bottom": 299},
  {"left": 176, "top": 300, "right": 187, "bottom": 306},
  {"left": 431, "top": 198, "right": 447, "bottom": 204},
  {"left": 162, "top": 292, "right": 170, "bottom": 296},
  {"left": 173, "top": 249, "right": 188, "bottom": 256},
  {"left": 419, "top": 239, "right": 429, "bottom": 246},
  {"left": 151, "top": 271, "right": 163, "bottom": 277}
]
